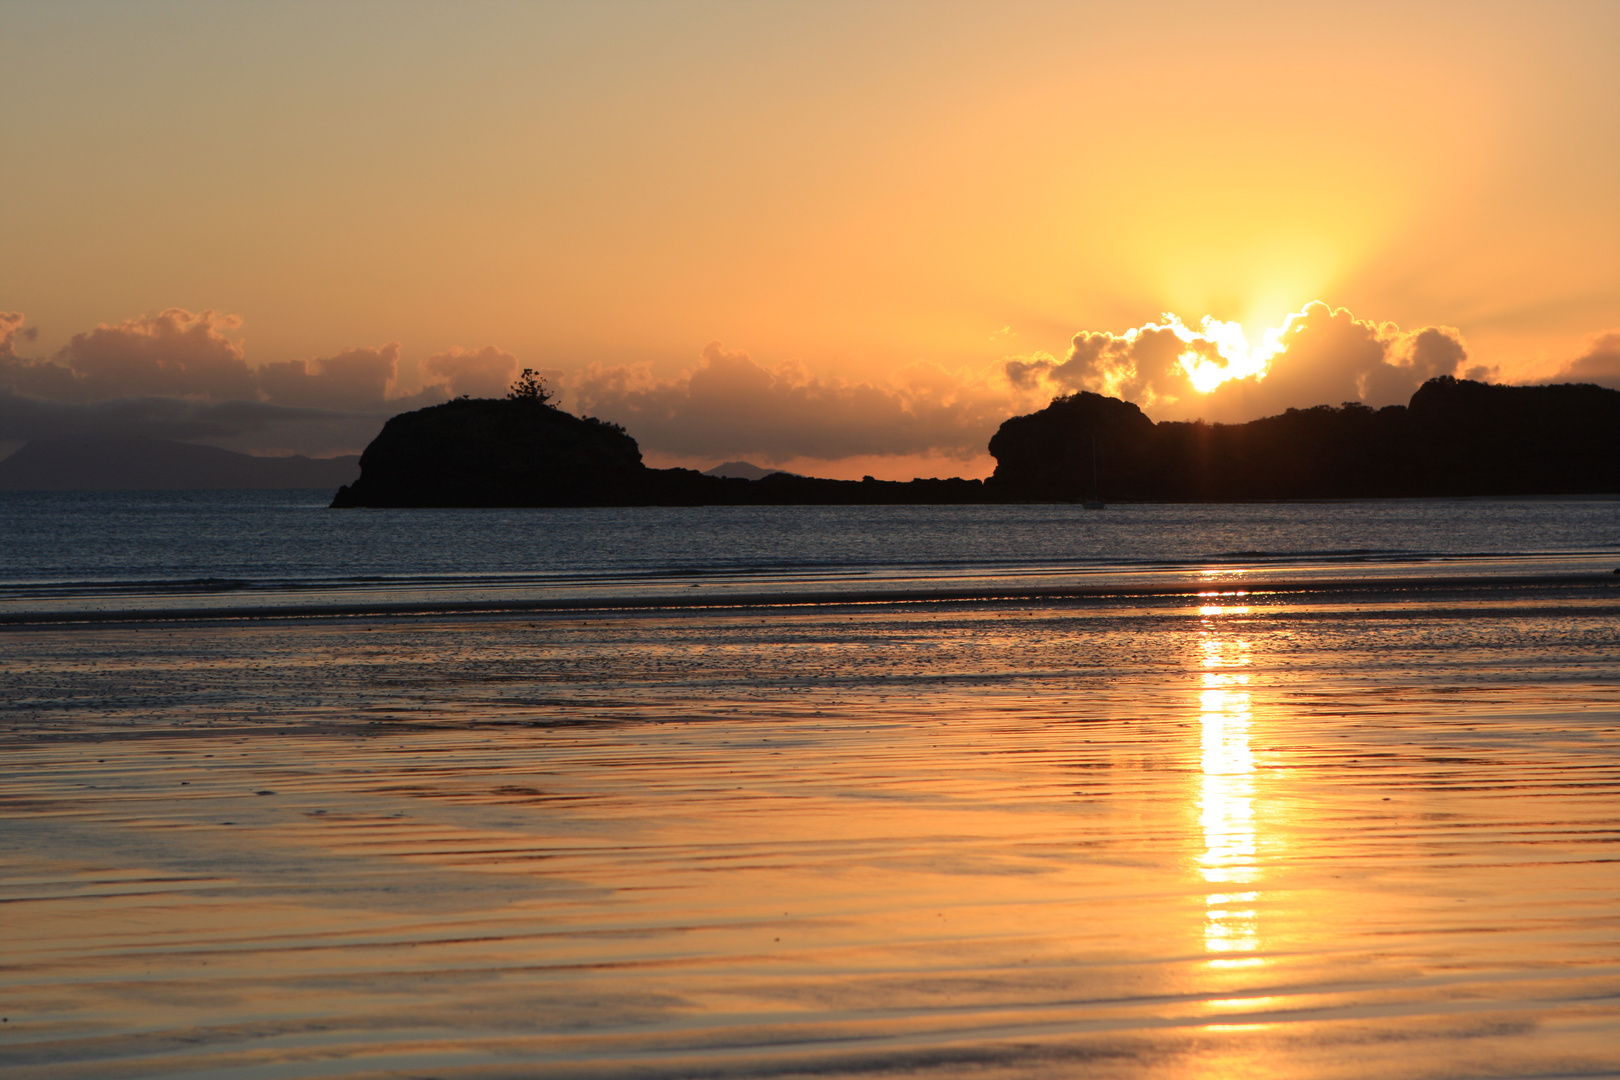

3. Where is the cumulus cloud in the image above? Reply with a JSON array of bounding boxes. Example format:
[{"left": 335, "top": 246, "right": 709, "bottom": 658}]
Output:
[
  {"left": 0, "top": 312, "right": 36, "bottom": 360},
  {"left": 421, "top": 345, "right": 520, "bottom": 399},
  {"left": 0, "top": 309, "right": 526, "bottom": 454},
  {"left": 259, "top": 343, "right": 401, "bottom": 410},
  {"left": 1005, "top": 324, "right": 1190, "bottom": 401},
  {"left": 10, "top": 302, "right": 1608, "bottom": 465},
  {"left": 1, "top": 354, "right": 80, "bottom": 400},
  {"left": 1541, "top": 329, "right": 1620, "bottom": 389},
  {"left": 571, "top": 342, "right": 1039, "bottom": 463},
  {"left": 0, "top": 309, "right": 540, "bottom": 415},
  {"left": 0, "top": 309, "right": 555, "bottom": 452},
  {"left": 1008, "top": 302, "right": 1473, "bottom": 422},
  {"left": 50, "top": 309, "right": 257, "bottom": 401},
  {"left": 2, "top": 308, "right": 255, "bottom": 401}
]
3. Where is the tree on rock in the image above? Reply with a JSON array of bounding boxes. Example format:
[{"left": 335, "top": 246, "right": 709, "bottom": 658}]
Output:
[{"left": 507, "top": 368, "right": 553, "bottom": 405}]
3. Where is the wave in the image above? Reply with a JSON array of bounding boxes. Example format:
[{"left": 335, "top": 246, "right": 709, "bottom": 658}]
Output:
[{"left": 3, "top": 494, "right": 1617, "bottom": 621}]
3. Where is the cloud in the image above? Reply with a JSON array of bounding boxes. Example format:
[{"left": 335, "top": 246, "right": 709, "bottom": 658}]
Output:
[
  {"left": 259, "top": 343, "right": 401, "bottom": 410},
  {"left": 1541, "top": 329, "right": 1620, "bottom": 389},
  {"left": 0, "top": 309, "right": 427, "bottom": 412},
  {"left": 0, "top": 312, "right": 36, "bottom": 360},
  {"left": 571, "top": 342, "right": 1040, "bottom": 463},
  {"left": 1023, "top": 325, "right": 1194, "bottom": 403},
  {"left": 0, "top": 308, "right": 563, "bottom": 454},
  {"left": 0, "top": 310, "right": 445, "bottom": 455},
  {"left": 44, "top": 308, "right": 258, "bottom": 401},
  {"left": 1, "top": 309, "right": 531, "bottom": 415},
  {"left": 1008, "top": 302, "right": 1473, "bottom": 422},
  {"left": 421, "top": 345, "right": 520, "bottom": 399},
  {"left": 10, "top": 302, "right": 1603, "bottom": 465}
]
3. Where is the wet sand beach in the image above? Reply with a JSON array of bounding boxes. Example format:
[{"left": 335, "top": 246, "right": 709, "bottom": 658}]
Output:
[{"left": 3, "top": 579, "right": 1619, "bottom": 1078}]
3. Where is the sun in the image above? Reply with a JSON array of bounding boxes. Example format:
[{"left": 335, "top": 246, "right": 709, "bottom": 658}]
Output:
[{"left": 1170, "top": 316, "right": 1289, "bottom": 394}]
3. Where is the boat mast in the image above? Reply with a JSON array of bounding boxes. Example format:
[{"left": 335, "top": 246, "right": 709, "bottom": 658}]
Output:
[{"left": 1091, "top": 434, "right": 1099, "bottom": 502}]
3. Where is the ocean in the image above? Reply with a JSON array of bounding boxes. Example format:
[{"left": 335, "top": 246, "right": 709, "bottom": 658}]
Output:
[
  {"left": 3, "top": 494, "right": 1618, "bottom": 1078},
  {"left": 4, "top": 490, "right": 1618, "bottom": 619}
]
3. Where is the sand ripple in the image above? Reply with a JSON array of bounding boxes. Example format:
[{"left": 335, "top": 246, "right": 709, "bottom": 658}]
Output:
[{"left": 2, "top": 584, "right": 1618, "bottom": 1078}]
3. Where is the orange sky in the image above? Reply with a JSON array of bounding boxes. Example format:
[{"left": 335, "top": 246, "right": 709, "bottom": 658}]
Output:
[{"left": 2, "top": 1, "right": 1617, "bottom": 478}]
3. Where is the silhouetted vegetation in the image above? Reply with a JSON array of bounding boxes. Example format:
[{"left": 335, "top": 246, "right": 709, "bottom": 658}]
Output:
[
  {"left": 332, "top": 398, "right": 642, "bottom": 507},
  {"left": 506, "top": 368, "right": 553, "bottom": 405},
  {"left": 331, "top": 378, "right": 1620, "bottom": 507},
  {"left": 330, "top": 397, "right": 986, "bottom": 507},
  {"left": 985, "top": 377, "right": 1620, "bottom": 501}
]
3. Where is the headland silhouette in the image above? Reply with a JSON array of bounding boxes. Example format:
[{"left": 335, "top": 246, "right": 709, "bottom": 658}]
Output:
[{"left": 329, "top": 376, "right": 1620, "bottom": 507}]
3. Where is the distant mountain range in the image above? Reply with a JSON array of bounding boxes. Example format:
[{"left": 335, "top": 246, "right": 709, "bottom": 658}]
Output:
[
  {"left": 0, "top": 438, "right": 361, "bottom": 491},
  {"left": 702, "top": 461, "right": 800, "bottom": 480}
]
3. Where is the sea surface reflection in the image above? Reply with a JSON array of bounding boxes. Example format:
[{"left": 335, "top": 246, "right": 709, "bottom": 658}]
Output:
[
  {"left": 1197, "top": 602, "right": 1261, "bottom": 970},
  {"left": 4, "top": 584, "right": 1619, "bottom": 1078}
]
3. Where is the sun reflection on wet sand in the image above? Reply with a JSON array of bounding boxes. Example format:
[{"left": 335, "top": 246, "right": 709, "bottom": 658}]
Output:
[
  {"left": 1197, "top": 605, "right": 1263, "bottom": 971},
  {"left": 4, "top": 588, "right": 1620, "bottom": 1078}
]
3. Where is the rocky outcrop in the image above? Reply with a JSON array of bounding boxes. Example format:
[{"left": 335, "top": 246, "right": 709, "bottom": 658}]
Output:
[
  {"left": 330, "top": 398, "right": 648, "bottom": 507},
  {"left": 985, "top": 378, "right": 1620, "bottom": 501},
  {"left": 330, "top": 398, "right": 986, "bottom": 507},
  {"left": 1403, "top": 377, "right": 1620, "bottom": 496},
  {"left": 985, "top": 392, "right": 1156, "bottom": 502},
  {"left": 331, "top": 379, "right": 1620, "bottom": 508}
]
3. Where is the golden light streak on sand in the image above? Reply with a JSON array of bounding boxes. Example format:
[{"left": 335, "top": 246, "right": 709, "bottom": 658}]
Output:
[
  {"left": 1198, "top": 606, "right": 1260, "bottom": 970},
  {"left": 3, "top": 587, "right": 1620, "bottom": 1076}
]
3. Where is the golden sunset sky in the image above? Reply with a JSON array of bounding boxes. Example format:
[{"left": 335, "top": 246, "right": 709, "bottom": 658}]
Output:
[{"left": 2, "top": 1, "right": 1617, "bottom": 477}]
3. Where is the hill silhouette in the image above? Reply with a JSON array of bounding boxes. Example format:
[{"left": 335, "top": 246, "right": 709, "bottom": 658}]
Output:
[
  {"left": 986, "top": 377, "right": 1620, "bottom": 501},
  {"left": 0, "top": 437, "right": 360, "bottom": 491},
  {"left": 704, "top": 461, "right": 798, "bottom": 480},
  {"left": 329, "top": 398, "right": 981, "bottom": 507},
  {"left": 330, "top": 378, "right": 1620, "bottom": 507}
]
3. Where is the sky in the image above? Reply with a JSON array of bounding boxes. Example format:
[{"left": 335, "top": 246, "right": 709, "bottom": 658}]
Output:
[{"left": 2, "top": 0, "right": 1617, "bottom": 479}]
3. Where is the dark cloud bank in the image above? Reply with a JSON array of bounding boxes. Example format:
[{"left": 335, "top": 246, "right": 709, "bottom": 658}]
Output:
[
  {"left": 0, "top": 309, "right": 521, "bottom": 457},
  {"left": 2, "top": 305, "right": 1617, "bottom": 471},
  {"left": 568, "top": 343, "right": 1018, "bottom": 464}
]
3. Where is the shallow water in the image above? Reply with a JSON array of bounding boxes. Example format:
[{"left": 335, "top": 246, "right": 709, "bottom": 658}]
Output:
[
  {"left": 3, "top": 580, "right": 1618, "bottom": 1078},
  {"left": 3, "top": 492, "right": 1618, "bottom": 618}
]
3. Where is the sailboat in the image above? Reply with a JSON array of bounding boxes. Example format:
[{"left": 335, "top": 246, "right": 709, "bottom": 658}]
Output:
[{"left": 1082, "top": 433, "right": 1105, "bottom": 509}]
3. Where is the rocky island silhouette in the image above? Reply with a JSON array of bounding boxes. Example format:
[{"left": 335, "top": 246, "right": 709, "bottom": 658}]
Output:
[{"left": 330, "top": 376, "right": 1620, "bottom": 507}]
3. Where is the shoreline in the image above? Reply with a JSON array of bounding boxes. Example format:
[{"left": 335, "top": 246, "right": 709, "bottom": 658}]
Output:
[
  {"left": 4, "top": 583, "right": 1618, "bottom": 1078},
  {"left": 3, "top": 568, "right": 1615, "bottom": 627}
]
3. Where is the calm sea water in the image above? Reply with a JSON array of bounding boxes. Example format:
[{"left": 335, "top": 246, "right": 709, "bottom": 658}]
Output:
[
  {"left": 3, "top": 490, "right": 1619, "bottom": 618},
  {"left": 5, "top": 588, "right": 1618, "bottom": 1078},
  {"left": 4, "top": 493, "right": 1619, "bottom": 1077}
]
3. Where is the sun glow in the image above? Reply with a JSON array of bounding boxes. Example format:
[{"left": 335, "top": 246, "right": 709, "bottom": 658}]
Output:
[{"left": 1171, "top": 315, "right": 1289, "bottom": 394}]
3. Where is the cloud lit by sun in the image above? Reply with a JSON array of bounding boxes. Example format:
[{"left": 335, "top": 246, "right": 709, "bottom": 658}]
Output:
[
  {"left": 1, "top": 3, "right": 1617, "bottom": 479},
  {"left": 1167, "top": 316, "right": 1288, "bottom": 394},
  {"left": 1020, "top": 313, "right": 1291, "bottom": 400},
  {"left": 1002, "top": 301, "right": 1493, "bottom": 425}
]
